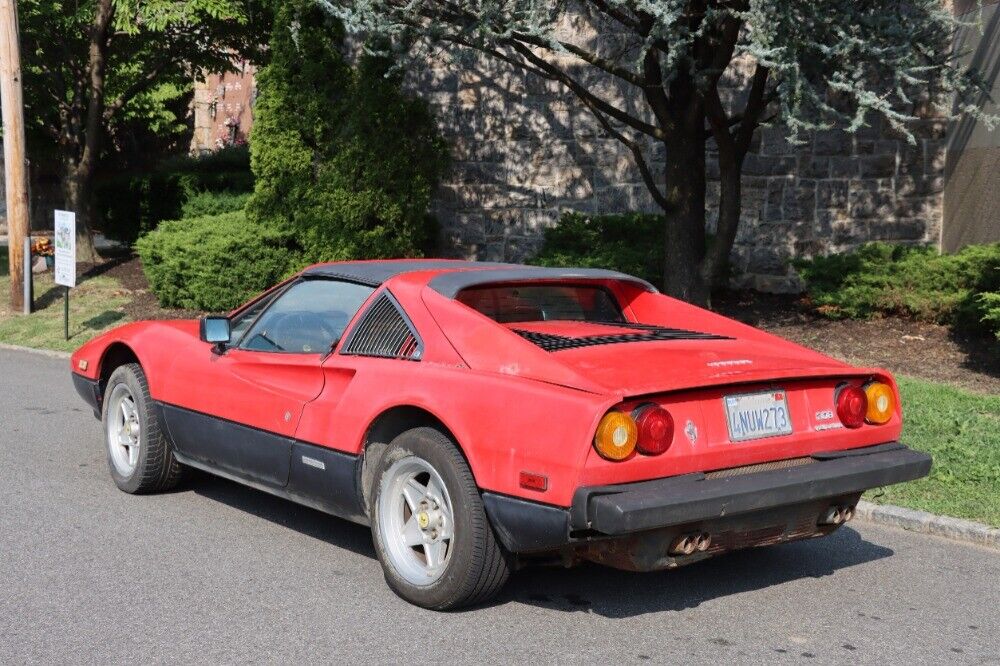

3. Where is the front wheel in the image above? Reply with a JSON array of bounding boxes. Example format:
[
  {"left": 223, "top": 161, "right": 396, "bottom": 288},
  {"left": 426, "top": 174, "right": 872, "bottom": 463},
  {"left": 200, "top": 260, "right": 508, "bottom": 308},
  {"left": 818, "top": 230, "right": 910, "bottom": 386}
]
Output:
[
  {"left": 370, "top": 427, "right": 509, "bottom": 610},
  {"left": 102, "top": 363, "right": 184, "bottom": 494}
]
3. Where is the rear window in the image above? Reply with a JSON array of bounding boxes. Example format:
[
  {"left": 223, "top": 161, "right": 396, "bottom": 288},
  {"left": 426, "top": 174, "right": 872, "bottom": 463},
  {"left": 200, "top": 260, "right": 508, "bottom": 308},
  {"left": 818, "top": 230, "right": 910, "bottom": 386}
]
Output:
[{"left": 456, "top": 284, "right": 624, "bottom": 323}]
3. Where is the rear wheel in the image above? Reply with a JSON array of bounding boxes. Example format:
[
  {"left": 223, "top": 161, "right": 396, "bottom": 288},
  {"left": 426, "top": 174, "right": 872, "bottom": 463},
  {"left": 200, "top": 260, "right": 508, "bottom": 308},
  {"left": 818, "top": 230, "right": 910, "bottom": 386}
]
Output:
[
  {"left": 370, "top": 427, "right": 509, "bottom": 610},
  {"left": 102, "top": 363, "right": 184, "bottom": 494}
]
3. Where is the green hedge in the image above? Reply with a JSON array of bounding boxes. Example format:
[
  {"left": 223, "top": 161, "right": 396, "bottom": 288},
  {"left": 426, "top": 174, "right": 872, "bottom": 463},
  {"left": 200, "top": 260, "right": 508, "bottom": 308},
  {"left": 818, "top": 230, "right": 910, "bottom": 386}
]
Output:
[
  {"left": 246, "top": 2, "right": 448, "bottom": 262},
  {"left": 96, "top": 146, "right": 253, "bottom": 245},
  {"left": 795, "top": 242, "right": 1000, "bottom": 338},
  {"left": 180, "top": 190, "right": 251, "bottom": 219},
  {"left": 533, "top": 212, "right": 664, "bottom": 286},
  {"left": 136, "top": 211, "right": 300, "bottom": 311}
]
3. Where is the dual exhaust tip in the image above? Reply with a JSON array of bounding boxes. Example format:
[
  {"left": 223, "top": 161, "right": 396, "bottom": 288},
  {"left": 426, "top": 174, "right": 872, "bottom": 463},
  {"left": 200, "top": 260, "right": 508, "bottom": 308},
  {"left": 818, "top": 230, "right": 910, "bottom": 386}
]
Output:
[
  {"left": 669, "top": 532, "right": 712, "bottom": 556},
  {"left": 819, "top": 504, "right": 856, "bottom": 526}
]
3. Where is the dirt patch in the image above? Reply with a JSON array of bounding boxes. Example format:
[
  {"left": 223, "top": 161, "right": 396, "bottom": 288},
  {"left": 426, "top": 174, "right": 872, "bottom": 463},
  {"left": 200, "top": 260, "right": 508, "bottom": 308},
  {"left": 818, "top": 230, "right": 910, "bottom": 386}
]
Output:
[
  {"left": 714, "top": 291, "right": 1000, "bottom": 395},
  {"left": 81, "top": 254, "right": 202, "bottom": 322}
]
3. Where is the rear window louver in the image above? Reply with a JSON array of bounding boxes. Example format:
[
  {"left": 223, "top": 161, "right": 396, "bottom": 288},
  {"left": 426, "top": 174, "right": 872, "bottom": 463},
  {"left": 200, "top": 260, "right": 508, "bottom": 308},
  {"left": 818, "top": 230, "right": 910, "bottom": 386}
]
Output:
[
  {"left": 513, "top": 327, "right": 731, "bottom": 352},
  {"left": 341, "top": 292, "right": 422, "bottom": 360}
]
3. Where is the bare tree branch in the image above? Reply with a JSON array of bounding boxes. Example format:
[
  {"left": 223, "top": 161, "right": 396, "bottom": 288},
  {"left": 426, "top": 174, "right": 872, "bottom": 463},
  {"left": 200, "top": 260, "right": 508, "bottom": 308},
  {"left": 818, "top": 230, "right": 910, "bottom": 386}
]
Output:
[{"left": 506, "top": 40, "right": 666, "bottom": 140}]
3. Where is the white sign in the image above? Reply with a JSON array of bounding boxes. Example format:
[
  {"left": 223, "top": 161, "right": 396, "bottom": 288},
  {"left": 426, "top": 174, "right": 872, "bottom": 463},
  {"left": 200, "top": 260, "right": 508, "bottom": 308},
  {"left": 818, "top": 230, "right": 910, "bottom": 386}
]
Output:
[{"left": 54, "top": 210, "right": 77, "bottom": 288}]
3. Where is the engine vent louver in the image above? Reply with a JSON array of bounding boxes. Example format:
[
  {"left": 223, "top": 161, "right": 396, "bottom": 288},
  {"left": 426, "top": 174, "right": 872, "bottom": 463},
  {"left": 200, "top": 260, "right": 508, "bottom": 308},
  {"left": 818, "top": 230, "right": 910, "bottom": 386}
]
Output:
[
  {"left": 513, "top": 326, "right": 730, "bottom": 352},
  {"left": 341, "top": 292, "right": 422, "bottom": 360}
]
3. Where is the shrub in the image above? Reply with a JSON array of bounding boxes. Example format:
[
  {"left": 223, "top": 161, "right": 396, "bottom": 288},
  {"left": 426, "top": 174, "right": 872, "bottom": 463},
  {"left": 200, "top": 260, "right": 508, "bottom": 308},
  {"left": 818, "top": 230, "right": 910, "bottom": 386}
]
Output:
[
  {"left": 246, "top": 2, "right": 448, "bottom": 262},
  {"left": 96, "top": 146, "right": 253, "bottom": 244},
  {"left": 533, "top": 212, "right": 664, "bottom": 286},
  {"left": 794, "top": 242, "right": 1000, "bottom": 338},
  {"left": 136, "top": 211, "right": 301, "bottom": 311},
  {"left": 180, "top": 191, "right": 251, "bottom": 219}
]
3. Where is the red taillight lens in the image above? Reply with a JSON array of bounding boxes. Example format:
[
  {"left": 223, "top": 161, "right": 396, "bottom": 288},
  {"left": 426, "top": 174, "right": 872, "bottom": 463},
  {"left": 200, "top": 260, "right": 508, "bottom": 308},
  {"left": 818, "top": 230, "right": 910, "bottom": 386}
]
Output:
[
  {"left": 632, "top": 404, "right": 674, "bottom": 456},
  {"left": 836, "top": 385, "right": 867, "bottom": 429}
]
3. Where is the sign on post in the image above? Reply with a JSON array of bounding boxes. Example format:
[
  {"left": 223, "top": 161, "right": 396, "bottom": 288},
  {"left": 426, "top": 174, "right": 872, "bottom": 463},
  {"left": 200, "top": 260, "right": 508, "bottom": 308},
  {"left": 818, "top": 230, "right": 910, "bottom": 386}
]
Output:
[
  {"left": 54, "top": 209, "right": 76, "bottom": 340},
  {"left": 54, "top": 210, "right": 77, "bottom": 288}
]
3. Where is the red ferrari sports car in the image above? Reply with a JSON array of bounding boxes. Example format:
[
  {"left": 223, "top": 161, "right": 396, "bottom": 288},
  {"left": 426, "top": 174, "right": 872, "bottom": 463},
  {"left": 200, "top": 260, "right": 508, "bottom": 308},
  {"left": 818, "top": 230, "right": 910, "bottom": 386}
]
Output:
[{"left": 71, "top": 260, "right": 930, "bottom": 609}]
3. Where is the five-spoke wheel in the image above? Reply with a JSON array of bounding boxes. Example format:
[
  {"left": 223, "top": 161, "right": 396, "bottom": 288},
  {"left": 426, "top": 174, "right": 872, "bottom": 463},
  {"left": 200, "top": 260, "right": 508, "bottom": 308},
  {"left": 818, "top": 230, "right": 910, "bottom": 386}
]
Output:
[
  {"left": 101, "top": 363, "right": 184, "bottom": 494},
  {"left": 370, "top": 427, "right": 510, "bottom": 610}
]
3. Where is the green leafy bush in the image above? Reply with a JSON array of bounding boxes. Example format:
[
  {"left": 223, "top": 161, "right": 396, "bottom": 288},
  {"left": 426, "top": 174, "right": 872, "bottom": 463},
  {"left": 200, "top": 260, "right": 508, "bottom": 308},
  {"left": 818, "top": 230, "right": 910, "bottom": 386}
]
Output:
[
  {"left": 97, "top": 146, "right": 253, "bottom": 244},
  {"left": 795, "top": 242, "right": 1000, "bottom": 338},
  {"left": 180, "top": 190, "right": 250, "bottom": 219},
  {"left": 136, "top": 211, "right": 301, "bottom": 311},
  {"left": 533, "top": 212, "right": 664, "bottom": 286},
  {"left": 246, "top": 2, "right": 448, "bottom": 262}
]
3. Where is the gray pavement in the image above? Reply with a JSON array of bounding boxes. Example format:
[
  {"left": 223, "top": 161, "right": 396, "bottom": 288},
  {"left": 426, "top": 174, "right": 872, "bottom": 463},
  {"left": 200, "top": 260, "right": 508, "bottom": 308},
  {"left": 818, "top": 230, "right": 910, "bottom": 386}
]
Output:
[{"left": 1, "top": 347, "right": 998, "bottom": 664}]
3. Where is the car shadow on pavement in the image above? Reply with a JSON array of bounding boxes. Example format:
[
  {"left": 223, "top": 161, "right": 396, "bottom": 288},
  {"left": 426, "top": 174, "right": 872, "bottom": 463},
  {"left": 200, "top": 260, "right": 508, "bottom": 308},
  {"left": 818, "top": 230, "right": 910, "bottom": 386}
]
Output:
[
  {"left": 186, "top": 469, "right": 376, "bottom": 559},
  {"left": 499, "top": 528, "right": 893, "bottom": 618},
  {"left": 181, "top": 470, "right": 892, "bottom": 618}
]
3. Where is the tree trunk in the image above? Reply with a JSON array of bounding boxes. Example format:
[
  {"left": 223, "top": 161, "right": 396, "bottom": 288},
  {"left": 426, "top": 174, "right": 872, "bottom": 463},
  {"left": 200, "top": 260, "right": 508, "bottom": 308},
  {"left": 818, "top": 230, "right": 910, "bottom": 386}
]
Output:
[
  {"left": 701, "top": 149, "right": 742, "bottom": 290},
  {"left": 661, "top": 122, "right": 709, "bottom": 306},
  {"left": 62, "top": 0, "right": 113, "bottom": 265},
  {"left": 62, "top": 159, "right": 100, "bottom": 263}
]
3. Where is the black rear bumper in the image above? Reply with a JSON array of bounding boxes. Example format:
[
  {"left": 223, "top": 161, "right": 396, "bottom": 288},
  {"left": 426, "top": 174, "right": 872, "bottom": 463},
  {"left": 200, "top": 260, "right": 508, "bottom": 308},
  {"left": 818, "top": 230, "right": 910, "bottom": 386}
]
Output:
[{"left": 483, "top": 443, "right": 931, "bottom": 553}]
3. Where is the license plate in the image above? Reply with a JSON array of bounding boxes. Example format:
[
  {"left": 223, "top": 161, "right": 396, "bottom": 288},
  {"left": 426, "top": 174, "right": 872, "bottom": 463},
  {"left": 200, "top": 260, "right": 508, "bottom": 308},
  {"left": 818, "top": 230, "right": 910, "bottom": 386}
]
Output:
[{"left": 724, "top": 390, "right": 793, "bottom": 442}]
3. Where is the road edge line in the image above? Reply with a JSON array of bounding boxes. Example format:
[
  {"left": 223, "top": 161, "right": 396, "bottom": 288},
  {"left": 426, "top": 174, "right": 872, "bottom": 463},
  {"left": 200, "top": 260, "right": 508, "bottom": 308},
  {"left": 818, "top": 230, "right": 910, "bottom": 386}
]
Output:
[
  {"left": 0, "top": 342, "right": 71, "bottom": 359},
  {"left": 856, "top": 500, "right": 1000, "bottom": 550}
]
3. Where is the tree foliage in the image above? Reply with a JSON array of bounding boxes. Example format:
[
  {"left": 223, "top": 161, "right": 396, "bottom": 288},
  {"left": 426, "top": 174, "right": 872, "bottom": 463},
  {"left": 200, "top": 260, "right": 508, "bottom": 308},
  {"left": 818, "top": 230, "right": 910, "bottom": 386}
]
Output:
[
  {"left": 321, "top": 0, "right": 994, "bottom": 303},
  {"left": 247, "top": 0, "right": 450, "bottom": 262},
  {"left": 19, "top": 0, "right": 268, "bottom": 257}
]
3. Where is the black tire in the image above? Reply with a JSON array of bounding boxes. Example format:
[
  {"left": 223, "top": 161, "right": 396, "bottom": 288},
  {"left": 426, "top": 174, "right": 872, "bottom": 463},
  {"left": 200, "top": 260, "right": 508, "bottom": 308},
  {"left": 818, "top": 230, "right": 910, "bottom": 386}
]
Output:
[
  {"left": 370, "top": 427, "right": 510, "bottom": 610},
  {"left": 102, "top": 363, "right": 184, "bottom": 494}
]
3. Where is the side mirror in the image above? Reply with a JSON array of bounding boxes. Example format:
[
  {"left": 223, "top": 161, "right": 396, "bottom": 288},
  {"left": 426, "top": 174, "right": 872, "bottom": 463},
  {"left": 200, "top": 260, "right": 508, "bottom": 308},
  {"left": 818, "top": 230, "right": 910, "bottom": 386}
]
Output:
[{"left": 200, "top": 316, "right": 231, "bottom": 353}]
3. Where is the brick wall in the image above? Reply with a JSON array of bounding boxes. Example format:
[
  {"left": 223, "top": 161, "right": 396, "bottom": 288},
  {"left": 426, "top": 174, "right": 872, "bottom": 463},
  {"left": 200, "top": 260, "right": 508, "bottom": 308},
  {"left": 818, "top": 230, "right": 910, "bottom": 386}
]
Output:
[{"left": 190, "top": 62, "right": 257, "bottom": 154}]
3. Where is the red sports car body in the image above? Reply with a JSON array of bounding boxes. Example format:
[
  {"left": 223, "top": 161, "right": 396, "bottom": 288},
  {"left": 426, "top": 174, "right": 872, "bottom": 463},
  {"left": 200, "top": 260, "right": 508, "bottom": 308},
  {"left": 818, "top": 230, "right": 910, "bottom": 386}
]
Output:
[{"left": 71, "top": 260, "right": 930, "bottom": 608}]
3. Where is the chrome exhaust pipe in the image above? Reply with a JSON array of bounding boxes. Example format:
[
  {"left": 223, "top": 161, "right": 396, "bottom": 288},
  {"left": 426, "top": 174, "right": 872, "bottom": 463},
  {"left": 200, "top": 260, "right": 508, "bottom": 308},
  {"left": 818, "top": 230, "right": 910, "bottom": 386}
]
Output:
[
  {"left": 696, "top": 533, "right": 711, "bottom": 552},
  {"left": 842, "top": 505, "right": 855, "bottom": 522},
  {"left": 669, "top": 535, "right": 696, "bottom": 556},
  {"left": 819, "top": 506, "right": 842, "bottom": 525}
]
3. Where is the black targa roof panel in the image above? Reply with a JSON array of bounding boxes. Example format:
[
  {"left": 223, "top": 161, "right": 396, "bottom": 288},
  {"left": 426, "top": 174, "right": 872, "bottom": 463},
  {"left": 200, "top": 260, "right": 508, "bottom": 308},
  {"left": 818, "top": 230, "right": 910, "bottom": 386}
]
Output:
[
  {"left": 301, "top": 260, "right": 513, "bottom": 286},
  {"left": 427, "top": 267, "right": 658, "bottom": 297},
  {"left": 301, "top": 261, "right": 658, "bottom": 295}
]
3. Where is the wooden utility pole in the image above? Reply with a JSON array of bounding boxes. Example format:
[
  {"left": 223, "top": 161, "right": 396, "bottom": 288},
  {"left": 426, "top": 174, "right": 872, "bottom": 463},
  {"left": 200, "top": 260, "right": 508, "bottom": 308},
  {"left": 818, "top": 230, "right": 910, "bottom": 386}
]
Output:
[{"left": 0, "top": 0, "right": 29, "bottom": 313}]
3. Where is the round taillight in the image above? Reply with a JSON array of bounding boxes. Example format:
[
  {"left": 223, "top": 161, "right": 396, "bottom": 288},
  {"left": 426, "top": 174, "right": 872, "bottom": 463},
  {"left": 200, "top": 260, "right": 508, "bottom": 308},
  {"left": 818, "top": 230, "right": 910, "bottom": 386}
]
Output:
[
  {"left": 836, "top": 384, "right": 867, "bottom": 429},
  {"left": 864, "top": 381, "right": 895, "bottom": 425},
  {"left": 594, "top": 411, "right": 638, "bottom": 461},
  {"left": 632, "top": 404, "right": 674, "bottom": 456}
]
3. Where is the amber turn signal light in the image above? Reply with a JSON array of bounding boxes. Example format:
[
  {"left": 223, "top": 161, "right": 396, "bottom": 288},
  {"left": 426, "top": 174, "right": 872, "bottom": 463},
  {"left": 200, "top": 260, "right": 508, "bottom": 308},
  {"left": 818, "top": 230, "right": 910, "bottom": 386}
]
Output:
[
  {"left": 864, "top": 382, "right": 895, "bottom": 425},
  {"left": 594, "top": 410, "right": 638, "bottom": 461}
]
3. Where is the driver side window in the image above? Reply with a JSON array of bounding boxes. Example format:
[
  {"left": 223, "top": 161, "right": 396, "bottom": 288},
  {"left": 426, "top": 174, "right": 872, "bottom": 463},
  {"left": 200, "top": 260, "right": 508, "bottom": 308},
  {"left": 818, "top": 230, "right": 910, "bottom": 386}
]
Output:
[{"left": 240, "top": 279, "right": 375, "bottom": 354}]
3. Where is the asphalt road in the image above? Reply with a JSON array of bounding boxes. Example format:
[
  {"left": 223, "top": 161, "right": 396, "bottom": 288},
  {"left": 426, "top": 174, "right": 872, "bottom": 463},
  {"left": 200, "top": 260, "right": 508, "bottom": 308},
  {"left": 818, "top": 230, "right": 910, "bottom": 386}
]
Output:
[{"left": 1, "top": 347, "right": 998, "bottom": 665}]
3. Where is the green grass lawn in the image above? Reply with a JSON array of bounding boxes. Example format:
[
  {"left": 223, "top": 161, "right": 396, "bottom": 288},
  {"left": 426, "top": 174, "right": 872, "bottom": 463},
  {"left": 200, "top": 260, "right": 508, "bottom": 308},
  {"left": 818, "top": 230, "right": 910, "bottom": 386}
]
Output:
[
  {"left": 866, "top": 376, "right": 1000, "bottom": 527},
  {"left": 0, "top": 251, "right": 131, "bottom": 353}
]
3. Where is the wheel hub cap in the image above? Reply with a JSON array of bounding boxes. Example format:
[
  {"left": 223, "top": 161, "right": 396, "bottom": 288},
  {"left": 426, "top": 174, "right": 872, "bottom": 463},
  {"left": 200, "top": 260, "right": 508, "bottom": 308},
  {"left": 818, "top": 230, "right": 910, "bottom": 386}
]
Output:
[{"left": 377, "top": 456, "right": 455, "bottom": 586}]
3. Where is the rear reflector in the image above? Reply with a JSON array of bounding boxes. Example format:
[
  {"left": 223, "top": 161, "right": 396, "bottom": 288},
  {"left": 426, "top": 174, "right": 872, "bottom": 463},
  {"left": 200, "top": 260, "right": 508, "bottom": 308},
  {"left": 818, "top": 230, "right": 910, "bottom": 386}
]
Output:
[{"left": 519, "top": 471, "right": 548, "bottom": 492}]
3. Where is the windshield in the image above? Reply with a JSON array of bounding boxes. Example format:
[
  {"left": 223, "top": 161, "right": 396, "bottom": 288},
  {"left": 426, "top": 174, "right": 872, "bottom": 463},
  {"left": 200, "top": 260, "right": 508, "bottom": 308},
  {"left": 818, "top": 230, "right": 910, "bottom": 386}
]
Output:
[{"left": 456, "top": 284, "right": 624, "bottom": 323}]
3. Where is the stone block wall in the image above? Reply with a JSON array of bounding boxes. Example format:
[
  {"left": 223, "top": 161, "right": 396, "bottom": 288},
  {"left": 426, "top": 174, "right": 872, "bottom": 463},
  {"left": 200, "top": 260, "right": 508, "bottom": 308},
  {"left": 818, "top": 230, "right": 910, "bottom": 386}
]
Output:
[{"left": 407, "top": 49, "right": 946, "bottom": 292}]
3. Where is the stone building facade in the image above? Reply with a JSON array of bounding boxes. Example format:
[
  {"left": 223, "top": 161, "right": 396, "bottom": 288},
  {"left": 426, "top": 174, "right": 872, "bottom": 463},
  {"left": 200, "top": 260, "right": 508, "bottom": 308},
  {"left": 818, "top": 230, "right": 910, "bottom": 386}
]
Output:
[
  {"left": 407, "top": 52, "right": 948, "bottom": 291},
  {"left": 943, "top": 0, "right": 1000, "bottom": 251}
]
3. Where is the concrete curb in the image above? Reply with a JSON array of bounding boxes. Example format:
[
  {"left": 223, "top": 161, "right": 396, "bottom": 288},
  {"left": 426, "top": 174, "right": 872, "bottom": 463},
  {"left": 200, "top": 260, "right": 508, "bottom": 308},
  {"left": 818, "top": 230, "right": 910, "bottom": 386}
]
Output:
[
  {"left": 0, "top": 342, "right": 70, "bottom": 359},
  {"left": 856, "top": 500, "right": 1000, "bottom": 550}
]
